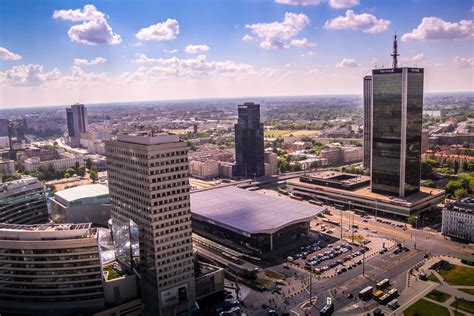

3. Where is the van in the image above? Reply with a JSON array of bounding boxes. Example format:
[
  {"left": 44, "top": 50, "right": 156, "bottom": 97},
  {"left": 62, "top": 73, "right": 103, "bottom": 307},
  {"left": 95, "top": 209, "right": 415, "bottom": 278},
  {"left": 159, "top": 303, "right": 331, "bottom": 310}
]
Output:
[{"left": 287, "top": 256, "right": 294, "bottom": 262}]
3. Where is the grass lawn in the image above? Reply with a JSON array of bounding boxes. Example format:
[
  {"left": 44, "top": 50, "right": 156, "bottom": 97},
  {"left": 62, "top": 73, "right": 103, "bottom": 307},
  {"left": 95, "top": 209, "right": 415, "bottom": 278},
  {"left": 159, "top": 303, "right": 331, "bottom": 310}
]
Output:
[
  {"left": 438, "top": 264, "right": 474, "bottom": 286},
  {"left": 404, "top": 299, "right": 450, "bottom": 316},
  {"left": 459, "top": 288, "right": 474, "bottom": 295},
  {"left": 255, "top": 277, "right": 273, "bottom": 288},
  {"left": 264, "top": 269, "right": 285, "bottom": 280},
  {"left": 451, "top": 298, "right": 474, "bottom": 314},
  {"left": 427, "top": 273, "right": 441, "bottom": 283},
  {"left": 426, "top": 289, "right": 451, "bottom": 303},
  {"left": 164, "top": 129, "right": 190, "bottom": 135}
]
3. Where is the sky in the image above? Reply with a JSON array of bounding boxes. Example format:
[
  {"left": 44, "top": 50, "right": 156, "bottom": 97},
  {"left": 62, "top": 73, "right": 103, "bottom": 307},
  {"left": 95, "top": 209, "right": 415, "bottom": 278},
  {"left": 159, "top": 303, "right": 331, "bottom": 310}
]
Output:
[{"left": 0, "top": 0, "right": 473, "bottom": 108}]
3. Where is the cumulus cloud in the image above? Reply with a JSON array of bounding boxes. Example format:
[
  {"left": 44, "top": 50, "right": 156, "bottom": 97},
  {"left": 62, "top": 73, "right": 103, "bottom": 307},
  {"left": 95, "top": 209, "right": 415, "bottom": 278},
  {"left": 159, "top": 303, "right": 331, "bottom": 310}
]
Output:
[
  {"left": 336, "top": 58, "right": 358, "bottom": 68},
  {"left": 129, "top": 54, "right": 254, "bottom": 79},
  {"left": 328, "top": 0, "right": 359, "bottom": 9},
  {"left": 0, "top": 47, "right": 22, "bottom": 61},
  {"left": 53, "top": 4, "right": 121, "bottom": 45},
  {"left": 73, "top": 57, "right": 106, "bottom": 66},
  {"left": 164, "top": 49, "right": 178, "bottom": 54},
  {"left": 302, "top": 51, "right": 316, "bottom": 57},
  {"left": 325, "top": 10, "right": 390, "bottom": 33},
  {"left": 136, "top": 19, "right": 180, "bottom": 41},
  {"left": 290, "top": 38, "right": 316, "bottom": 47},
  {"left": 184, "top": 44, "right": 210, "bottom": 54},
  {"left": 454, "top": 56, "right": 474, "bottom": 67},
  {"left": 1, "top": 64, "right": 61, "bottom": 86},
  {"left": 242, "top": 34, "right": 254, "bottom": 41},
  {"left": 401, "top": 17, "right": 473, "bottom": 42},
  {"left": 245, "top": 12, "right": 311, "bottom": 49},
  {"left": 399, "top": 53, "right": 424, "bottom": 66},
  {"left": 275, "top": 0, "right": 322, "bottom": 5}
]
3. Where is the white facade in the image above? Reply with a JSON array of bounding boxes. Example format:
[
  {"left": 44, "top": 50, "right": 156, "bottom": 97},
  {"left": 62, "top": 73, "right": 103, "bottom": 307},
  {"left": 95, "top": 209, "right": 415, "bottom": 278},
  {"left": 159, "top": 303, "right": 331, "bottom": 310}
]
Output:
[
  {"left": 23, "top": 154, "right": 84, "bottom": 172},
  {"left": 442, "top": 204, "right": 474, "bottom": 242},
  {"left": 264, "top": 152, "right": 278, "bottom": 176},
  {"left": 343, "top": 147, "right": 364, "bottom": 164},
  {"left": 189, "top": 159, "right": 219, "bottom": 179}
]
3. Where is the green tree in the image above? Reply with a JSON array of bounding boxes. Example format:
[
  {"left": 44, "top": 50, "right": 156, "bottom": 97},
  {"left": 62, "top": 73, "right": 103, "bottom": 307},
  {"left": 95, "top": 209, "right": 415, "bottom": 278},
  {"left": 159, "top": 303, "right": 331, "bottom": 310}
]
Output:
[
  {"left": 86, "top": 158, "right": 93, "bottom": 170},
  {"left": 78, "top": 166, "right": 86, "bottom": 177},
  {"left": 75, "top": 161, "right": 80, "bottom": 172},
  {"left": 462, "top": 141, "right": 470, "bottom": 148},
  {"left": 424, "top": 179, "right": 436, "bottom": 188},
  {"left": 407, "top": 216, "right": 417, "bottom": 227},
  {"left": 462, "top": 161, "right": 469, "bottom": 172},
  {"left": 454, "top": 188, "right": 468, "bottom": 199},
  {"left": 65, "top": 168, "right": 76, "bottom": 175},
  {"left": 90, "top": 170, "right": 98, "bottom": 183},
  {"left": 64, "top": 172, "right": 71, "bottom": 178}
]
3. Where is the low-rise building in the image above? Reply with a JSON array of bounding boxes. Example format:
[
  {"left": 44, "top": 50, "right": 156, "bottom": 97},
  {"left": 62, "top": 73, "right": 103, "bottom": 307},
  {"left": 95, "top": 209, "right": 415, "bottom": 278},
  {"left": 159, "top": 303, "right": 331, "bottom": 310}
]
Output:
[
  {"left": 0, "top": 160, "right": 15, "bottom": 175},
  {"left": 320, "top": 148, "right": 344, "bottom": 166},
  {"left": 442, "top": 197, "right": 474, "bottom": 242},
  {"left": 50, "top": 184, "right": 110, "bottom": 227},
  {"left": 264, "top": 152, "right": 278, "bottom": 176},
  {"left": 343, "top": 147, "right": 363, "bottom": 164},
  {"left": 23, "top": 152, "right": 84, "bottom": 172},
  {"left": 189, "top": 159, "right": 219, "bottom": 179},
  {"left": 219, "top": 162, "right": 234, "bottom": 178},
  {"left": 0, "top": 176, "right": 48, "bottom": 225}
]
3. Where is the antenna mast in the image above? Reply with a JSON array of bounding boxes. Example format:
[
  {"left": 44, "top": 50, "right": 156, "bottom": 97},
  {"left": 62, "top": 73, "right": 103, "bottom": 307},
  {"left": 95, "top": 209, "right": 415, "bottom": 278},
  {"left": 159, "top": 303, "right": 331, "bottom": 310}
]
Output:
[{"left": 391, "top": 33, "right": 399, "bottom": 68}]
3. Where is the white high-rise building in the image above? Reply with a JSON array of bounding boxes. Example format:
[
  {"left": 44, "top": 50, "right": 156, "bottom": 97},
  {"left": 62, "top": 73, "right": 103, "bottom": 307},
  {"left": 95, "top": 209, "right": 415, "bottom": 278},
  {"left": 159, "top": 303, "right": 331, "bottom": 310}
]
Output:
[{"left": 105, "top": 133, "right": 195, "bottom": 315}]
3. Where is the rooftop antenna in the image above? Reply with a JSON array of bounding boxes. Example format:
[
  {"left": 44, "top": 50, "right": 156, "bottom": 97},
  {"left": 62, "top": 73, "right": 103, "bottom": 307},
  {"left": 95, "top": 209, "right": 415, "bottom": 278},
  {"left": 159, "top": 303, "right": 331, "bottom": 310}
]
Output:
[{"left": 391, "top": 32, "right": 399, "bottom": 68}]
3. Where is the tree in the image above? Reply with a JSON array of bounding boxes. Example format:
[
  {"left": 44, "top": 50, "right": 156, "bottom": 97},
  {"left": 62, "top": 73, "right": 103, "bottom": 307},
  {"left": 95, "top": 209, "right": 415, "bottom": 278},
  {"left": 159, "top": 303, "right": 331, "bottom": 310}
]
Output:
[
  {"left": 64, "top": 172, "right": 71, "bottom": 178},
  {"left": 407, "top": 216, "right": 417, "bottom": 227},
  {"left": 65, "top": 168, "right": 76, "bottom": 175},
  {"left": 78, "top": 166, "right": 86, "bottom": 177},
  {"left": 86, "top": 158, "right": 93, "bottom": 170},
  {"left": 462, "top": 161, "right": 469, "bottom": 172},
  {"left": 454, "top": 160, "right": 460, "bottom": 174},
  {"left": 90, "top": 170, "right": 98, "bottom": 183},
  {"left": 75, "top": 161, "right": 80, "bottom": 172},
  {"left": 454, "top": 188, "right": 468, "bottom": 200},
  {"left": 424, "top": 180, "right": 436, "bottom": 188},
  {"left": 462, "top": 141, "right": 470, "bottom": 148}
]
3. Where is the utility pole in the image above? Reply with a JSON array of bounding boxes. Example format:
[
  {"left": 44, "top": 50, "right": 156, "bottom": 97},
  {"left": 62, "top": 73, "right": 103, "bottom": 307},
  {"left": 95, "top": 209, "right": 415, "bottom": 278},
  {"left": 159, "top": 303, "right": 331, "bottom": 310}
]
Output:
[
  {"left": 362, "top": 251, "right": 365, "bottom": 276},
  {"left": 340, "top": 208, "right": 343, "bottom": 240}
]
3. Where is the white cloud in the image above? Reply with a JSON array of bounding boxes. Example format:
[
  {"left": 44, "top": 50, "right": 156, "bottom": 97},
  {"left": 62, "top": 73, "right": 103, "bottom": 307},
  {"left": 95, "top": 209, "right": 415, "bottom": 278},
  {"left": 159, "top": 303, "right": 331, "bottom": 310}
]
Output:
[
  {"left": 1, "top": 64, "right": 61, "bottom": 86},
  {"left": 401, "top": 17, "right": 473, "bottom": 42},
  {"left": 275, "top": 0, "right": 321, "bottom": 5},
  {"left": 242, "top": 34, "right": 254, "bottom": 41},
  {"left": 164, "top": 49, "right": 178, "bottom": 54},
  {"left": 336, "top": 58, "right": 358, "bottom": 68},
  {"left": 454, "top": 56, "right": 474, "bottom": 67},
  {"left": 302, "top": 51, "right": 316, "bottom": 57},
  {"left": 53, "top": 4, "right": 121, "bottom": 45},
  {"left": 129, "top": 54, "right": 254, "bottom": 78},
  {"left": 0, "top": 47, "right": 22, "bottom": 61},
  {"left": 399, "top": 53, "right": 425, "bottom": 66},
  {"left": 135, "top": 19, "right": 180, "bottom": 41},
  {"left": 73, "top": 57, "right": 106, "bottom": 66},
  {"left": 246, "top": 12, "right": 311, "bottom": 49},
  {"left": 184, "top": 44, "right": 210, "bottom": 54},
  {"left": 328, "top": 0, "right": 359, "bottom": 9},
  {"left": 290, "top": 38, "right": 316, "bottom": 47},
  {"left": 324, "top": 10, "right": 390, "bottom": 33}
]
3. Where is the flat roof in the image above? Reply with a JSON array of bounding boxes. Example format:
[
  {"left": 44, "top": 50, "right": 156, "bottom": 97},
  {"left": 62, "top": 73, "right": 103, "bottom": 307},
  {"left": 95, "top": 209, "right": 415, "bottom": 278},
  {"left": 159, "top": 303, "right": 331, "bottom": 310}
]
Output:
[
  {"left": 191, "top": 186, "right": 324, "bottom": 235},
  {"left": 55, "top": 184, "right": 109, "bottom": 203},
  {"left": 117, "top": 132, "right": 179, "bottom": 145},
  {"left": 0, "top": 223, "right": 91, "bottom": 231}
]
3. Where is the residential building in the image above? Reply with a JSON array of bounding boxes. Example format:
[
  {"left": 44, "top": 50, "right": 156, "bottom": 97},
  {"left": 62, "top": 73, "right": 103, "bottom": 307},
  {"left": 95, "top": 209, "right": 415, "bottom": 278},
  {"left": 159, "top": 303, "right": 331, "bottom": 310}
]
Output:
[
  {"left": 0, "top": 176, "right": 48, "bottom": 225},
  {"left": 442, "top": 197, "right": 474, "bottom": 242},
  {"left": 264, "top": 151, "right": 278, "bottom": 176},
  {"left": 0, "top": 223, "right": 104, "bottom": 315},
  {"left": 343, "top": 147, "right": 364, "bottom": 164},
  {"left": 371, "top": 67, "right": 424, "bottom": 197},
  {"left": 320, "top": 148, "right": 344, "bottom": 166},
  {"left": 23, "top": 152, "right": 84, "bottom": 172},
  {"left": 189, "top": 159, "right": 219, "bottom": 179},
  {"left": 363, "top": 75, "right": 372, "bottom": 170},
  {"left": 234, "top": 102, "right": 265, "bottom": 178},
  {"left": 105, "top": 133, "right": 196, "bottom": 315}
]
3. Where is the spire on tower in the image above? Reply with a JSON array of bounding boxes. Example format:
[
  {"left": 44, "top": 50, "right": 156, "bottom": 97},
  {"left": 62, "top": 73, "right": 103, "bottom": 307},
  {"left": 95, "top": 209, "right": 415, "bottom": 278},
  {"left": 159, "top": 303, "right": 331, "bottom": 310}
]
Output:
[{"left": 391, "top": 33, "right": 399, "bottom": 68}]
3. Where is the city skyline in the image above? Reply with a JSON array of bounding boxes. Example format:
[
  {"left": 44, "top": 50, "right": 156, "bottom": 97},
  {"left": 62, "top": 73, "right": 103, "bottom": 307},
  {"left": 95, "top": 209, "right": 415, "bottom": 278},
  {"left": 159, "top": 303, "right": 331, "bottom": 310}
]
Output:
[{"left": 1, "top": 0, "right": 473, "bottom": 108}]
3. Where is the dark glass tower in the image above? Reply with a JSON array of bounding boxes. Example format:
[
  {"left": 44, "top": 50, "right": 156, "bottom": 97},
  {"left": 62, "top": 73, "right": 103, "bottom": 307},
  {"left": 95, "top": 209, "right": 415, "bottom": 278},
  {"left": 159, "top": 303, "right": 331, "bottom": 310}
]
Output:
[
  {"left": 234, "top": 102, "right": 265, "bottom": 178},
  {"left": 371, "top": 67, "right": 424, "bottom": 197},
  {"left": 363, "top": 76, "right": 372, "bottom": 170}
]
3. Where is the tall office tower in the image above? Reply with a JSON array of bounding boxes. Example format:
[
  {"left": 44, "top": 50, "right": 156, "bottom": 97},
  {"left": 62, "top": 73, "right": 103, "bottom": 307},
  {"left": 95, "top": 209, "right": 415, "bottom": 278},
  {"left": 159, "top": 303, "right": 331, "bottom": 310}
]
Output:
[
  {"left": 234, "top": 102, "right": 265, "bottom": 178},
  {"left": 363, "top": 76, "right": 372, "bottom": 170},
  {"left": 67, "top": 103, "right": 88, "bottom": 147},
  {"left": 0, "top": 176, "right": 49, "bottom": 224},
  {"left": 371, "top": 35, "right": 424, "bottom": 198},
  {"left": 0, "top": 223, "right": 104, "bottom": 315},
  {"left": 105, "top": 133, "right": 195, "bottom": 315}
]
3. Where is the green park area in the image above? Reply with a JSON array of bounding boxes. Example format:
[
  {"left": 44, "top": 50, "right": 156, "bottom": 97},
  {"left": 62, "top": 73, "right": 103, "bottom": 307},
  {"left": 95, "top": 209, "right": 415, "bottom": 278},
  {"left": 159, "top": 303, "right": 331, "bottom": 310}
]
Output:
[
  {"left": 426, "top": 289, "right": 451, "bottom": 303},
  {"left": 437, "top": 264, "right": 474, "bottom": 286},
  {"left": 403, "top": 299, "right": 449, "bottom": 316},
  {"left": 451, "top": 298, "right": 474, "bottom": 314}
]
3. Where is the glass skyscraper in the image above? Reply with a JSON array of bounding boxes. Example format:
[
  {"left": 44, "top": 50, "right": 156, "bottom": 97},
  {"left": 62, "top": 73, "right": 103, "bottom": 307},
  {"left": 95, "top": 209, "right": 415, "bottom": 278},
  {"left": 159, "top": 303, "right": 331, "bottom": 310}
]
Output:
[
  {"left": 371, "top": 68, "right": 424, "bottom": 198},
  {"left": 363, "top": 76, "right": 372, "bottom": 170},
  {"left": 234, "top": 102, "right": 265, "bottom": 178}
]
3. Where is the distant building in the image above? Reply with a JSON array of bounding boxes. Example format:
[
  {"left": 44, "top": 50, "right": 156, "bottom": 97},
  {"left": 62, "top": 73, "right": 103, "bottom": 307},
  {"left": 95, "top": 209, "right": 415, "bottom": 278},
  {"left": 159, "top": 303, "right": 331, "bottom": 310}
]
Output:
[
  {"left": 363, "top": 75, "right": 372, "bottom": 170},
  {"left": 320, "top": 148, "right": 344, "bottom": 166},
  {"left": 429, "top": 133, "right": 474, "bottom": 147},
  {"left": 421, "top": 129, "right": 430, "bottom": 154},
  {"left": 343, "top": 147, "right": 363, "bottom": 164},
  {"left": 0, "top": 160, "right": 15, "bottom": 175},
  {"left": 50, "top": 184, "right": 110, "bottom": 227},
  {"left": 105, "top": 133, "right": 196, "bottom": 315},
  {"left": 189, "top": 159, "right": 219, "bottom": 179},
  {"left": 0, "top": 176, "right": 48, "bottom": 225},
  {"left": 218, "top": 161, "right": 234, "bottom": 178},
  {"left": 67, "top": 103, "right": 88, "bottom": 147},
  {"left": 264, "top": 151, "right": 278, "bottom": 176},
  {"left": 0, "top": 223, "right": 104, "bottom": 315},
  {"left": 234, "top": 102, "right": 265, "bottom": 178},
  {"left": 371, "top": 67, "right": 424, "bottom": 198},
  {"left": 442, "top": 197, "right": 474, "bottom": 242},
  {"left": 23, "top": 152, "right": 84, "bottom": 172}
]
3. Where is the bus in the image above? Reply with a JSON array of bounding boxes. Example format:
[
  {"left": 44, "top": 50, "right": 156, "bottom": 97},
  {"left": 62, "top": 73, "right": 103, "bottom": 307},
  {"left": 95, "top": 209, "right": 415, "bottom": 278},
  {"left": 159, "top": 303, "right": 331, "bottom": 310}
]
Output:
[
  {"left": 358, "top": 286, "right": 373, "bottom": 300},
  {"left": 379, "top": 288, "right": 398, "bottom": 304},
  {"left": 376, "top": 278, "right": 390, "bottom": 290}
]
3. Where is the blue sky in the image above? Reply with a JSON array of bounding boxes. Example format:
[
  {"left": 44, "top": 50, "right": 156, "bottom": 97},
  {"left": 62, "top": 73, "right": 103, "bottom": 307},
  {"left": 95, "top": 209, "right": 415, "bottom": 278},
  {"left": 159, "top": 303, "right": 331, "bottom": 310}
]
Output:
[{"left": 0, "top": 0, "right": 473, "bottom": 107}]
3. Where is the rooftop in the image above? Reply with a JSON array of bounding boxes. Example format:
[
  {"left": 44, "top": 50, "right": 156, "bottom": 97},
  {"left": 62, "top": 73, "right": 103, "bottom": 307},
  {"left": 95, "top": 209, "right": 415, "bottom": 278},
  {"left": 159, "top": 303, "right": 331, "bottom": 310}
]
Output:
[
  {"left": 0, "top": 223, "right": 91, "bottom": 231},
  {"left": 0, "top": 176, "right": 40, "bottom": 193},
  {"left": 54, "top": 184, "right": 109, "bottom": 203},
  {"left": 117, "top": 132, "right": 180, "bottom": 145},
  {"left": 191, "top": 186, "right": 324, "bottom": 235}
]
